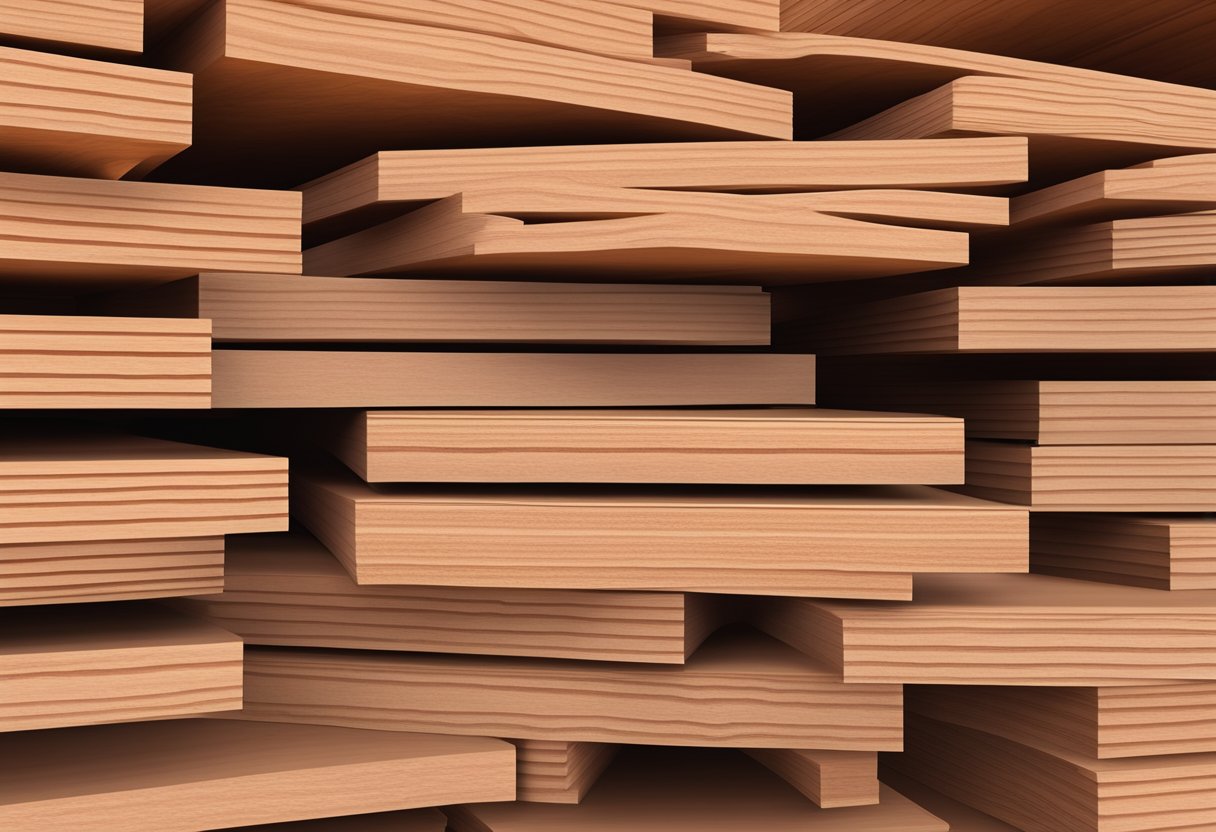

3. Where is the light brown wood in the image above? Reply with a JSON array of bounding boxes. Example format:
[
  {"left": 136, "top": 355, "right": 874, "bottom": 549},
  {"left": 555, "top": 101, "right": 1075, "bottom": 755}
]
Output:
[
  {"left": 293, "top": 470, "right": 1026, "bottom": 596},
  {"left": 211, "top": 351, "right": 815, "bottom": 408},
  {"left": 642, "top": 0, "right": 778, "bottom": 31},
  {"left": 177, "top": 531, "right": 717, "bottom": 664},
  {"left": 877, "top": 771, "right": 1017, "bottom": 832},
  {"left": 754, "top": 572, "right": 1216, "bottom": 685},
  {"left": 746, "top": 749, "right": 879, "bottom": 808},
  {"left": 0, "top": 429, "right": 287, "bottom": 544},
  {"left": 0, "top": 171, "right": 300, "bottom": 290},
  {"left": 512, "top": 739, "right": 617, "bottom": 804},
  {"left": 1033, "top": 514, "right": 1216, "bottom": 590},
  {"left": 300, "top": 138, "right": 1028, "bottom": 227},
  {"left": 0, "top": 314, "right": 210, "bottom": 408},
  {"left": 331, "top": 408, "right": 963, "bottom": 484},
  {"left": 0, "top": 603, "right": 241, "bottom": 732},
  {"left": 963, "top": 440, "right": 1216, "bottom": 512},
  {"left": 0, "top": 0, "right": 141, "bottom": 52},
  {"left": 0, "top": 536, "right": 223, "bottom": 606},
  {"left": 0, "top": 718, "right": 514, "bottom": 831},
  {"left": 447, "top": 748, "right": 946, "bottom": 831},
  {"left": 224, "top": 808, "right": 446, "bottom": 831},
  {"left": 240, "top": 628, "right": 903, "bottom": 750}
]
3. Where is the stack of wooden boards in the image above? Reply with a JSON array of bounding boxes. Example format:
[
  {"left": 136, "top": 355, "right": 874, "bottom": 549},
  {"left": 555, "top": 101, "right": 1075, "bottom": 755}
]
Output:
[{"left": 0, "top": 0, "right": 1211, "bottom": 829}]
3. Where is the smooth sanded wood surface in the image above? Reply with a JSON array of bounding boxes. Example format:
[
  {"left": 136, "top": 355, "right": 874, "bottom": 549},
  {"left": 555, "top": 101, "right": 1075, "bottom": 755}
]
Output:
[
  {"left": 0, "top": 430, "right": 288, "bottom": 544},
  {"left": 293, "top": 471, "right": 1026, "bottom": 597},
  {"left": 0, "top": 718, "right": 514, "bottom": 832},
  {"left": 1033, "top": 514, "right": 1216, "bottom": 590},
  {"left": 0, "top": 314, "right": 210, "bottom": 409},
  {"left": 0, "top": 0, "right": 141, "bottom": 53},
  {"left": 0, "top": 536, "right": 223, "bottom": 606},
  {"left": 754, "top": 573, "right": 1216, "bottom": 685},
  {"left": 0, "top": 602, "right": 241, "bottom": 732},
  {"left": 963, "top": 440, "right": 1216, "bottom": 512},
  {"left": 876, "top": 771, "right": 1017, "bottom": 832},
  {"left": 240, "top": 628, "right": 904, "bottom": 750},
  {"left": 224, "top": 807, "right": 446, "bottom": 831},
  {"left": 447, "top": 747, "right": 946, "bottom": 831},
  {"left": 211, "top": 351, "right": 815, "bottom": 408},
  {"left": 512, "top": 739, "right": 618, "bottom": 804},
  {"left": 178, "top": 531, "right": 717, "bottom": 664},
  {"left": 332, "top": 408, "right": 963, "bottom": 484},
  {"left": 746, "top": 749, "right": 879, "bottom": 808}
]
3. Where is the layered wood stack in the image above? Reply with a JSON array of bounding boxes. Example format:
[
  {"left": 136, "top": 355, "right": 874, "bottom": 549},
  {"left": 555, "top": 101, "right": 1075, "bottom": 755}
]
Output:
[{"left": 0, "top": 0, "right": 1210, "bottom": 829}]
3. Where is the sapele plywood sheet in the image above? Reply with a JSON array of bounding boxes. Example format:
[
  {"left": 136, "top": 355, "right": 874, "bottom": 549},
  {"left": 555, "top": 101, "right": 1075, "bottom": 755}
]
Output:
[{"left": 512, "top": 739, "right": 617, "bottom": 804}]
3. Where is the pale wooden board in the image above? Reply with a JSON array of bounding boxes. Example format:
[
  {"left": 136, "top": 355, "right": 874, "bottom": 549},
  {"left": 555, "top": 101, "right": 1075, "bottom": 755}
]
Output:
[
  {"left": 211, "top": 351, "right": 815, "bottom": 408},
  {"left": 512, "top": 739, "right": 618, "bottom": 804},
  {"left": 0, "top": 718, "right": 514, "bottom": 831},
  {"left": 330, "top": 408, "right": 963, "bottom": 484},
  {"left": 641, "top": 0, "right": 778, "bottom": 30},
  {"left": 0, "top": 430, "right": 287, "bottom": 544},
  {"left": 177, "top": 531, "right": 716, "bottom": 664},
  {"left": 754, "top": 573, "right": 1216, "bottom": 685},
  {"left": 224, "top": 807, "right": 446, "bottom": 831},
  {"left": 0, "top": 603, "right": 241, "bottom": 732},
  {"left": 239, "top": 628, "right": 904, "bottom": 750},
  {"left": 963, "top": 441, "right": 1216, "bottom": 512},
  {"left": 0, "top": 314, "right": 210, "bottom": 409},
  {"left": 293, "top": 471, "right": 1026, "bottom": 596},
  {"left": 447, "top": 748, "right": 946, "bottom": 831},
  {"left": 300, "top": 138, "right": 1027, "bottom": 227},
  {"left": 746, "top": 749, "right": 880, "bottom": 808},
  {"left": 0, "top": 0, "right": 141, "bottom": 52},
  {"left": 0, "top": 536, "right": 223, "bottom": 606},
  {"left": 1034, "top": 514, "right": 1216, "bottom": 590}
]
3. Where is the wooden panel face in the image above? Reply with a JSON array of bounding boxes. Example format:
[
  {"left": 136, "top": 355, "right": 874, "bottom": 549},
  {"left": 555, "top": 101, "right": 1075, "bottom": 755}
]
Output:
[{"left": 0, "top": 0, "right": 142, "bottom": 52}]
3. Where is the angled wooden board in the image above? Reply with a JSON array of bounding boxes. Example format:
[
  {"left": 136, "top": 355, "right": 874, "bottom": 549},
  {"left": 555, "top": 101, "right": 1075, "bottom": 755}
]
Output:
[
  {"left": 746, "top": 749, "right": 880, "bottom": 808},
  {"left": 876, "top": 771, "right": 1018, "bottom": 832},
  {"left": 512, "top": 739, "right": 617, "bottom": 804},
  {"left": 0, "top": 719, "right": 513, "bottom": 831},
  {"left": 0, "top": 0, "right": 142, "bottom": 53},
  {"left": 178, "top": 531, "right": 717, "bottom": 664},
  {"left": 0, "top": 603, "right": 241, "bottom": 732},
  {"left": 240, "top": 628, "right": 904, "bottom": 750}
]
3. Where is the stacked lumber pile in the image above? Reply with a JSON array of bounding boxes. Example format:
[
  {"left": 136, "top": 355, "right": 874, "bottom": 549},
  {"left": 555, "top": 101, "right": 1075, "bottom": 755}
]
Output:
[{"left": 0, "top": 0, "right": 1210, "bottom": 829}]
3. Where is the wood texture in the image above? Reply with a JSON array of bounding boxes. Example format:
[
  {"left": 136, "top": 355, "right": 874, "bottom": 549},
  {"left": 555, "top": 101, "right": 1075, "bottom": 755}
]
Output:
[
  {"left": 224, "top": 808, "right": 446, "bottom": 831},
  {"left": 0, "top": 718, "right": 514, "bottom": 831},
  {"left": 0, "top": 314, "right": 210, "bottom": 408},
  {"left": 177, "top": 531, "right": 717, "bottom": 664},
  {"left": 753, "top": 572, "right": 1216, "bottom": 685},
  {"left": 876, "top": 771, "right": 1017, "bottom": 832},
  {"left": 331, "top": 408, "right": 963, "bottom": 484},
  {"left": 0, "top": 0, "right": 142, "bottom": 52},
  {"left": 240, "top": 628, "right": 904, "bottom": 750},
  {"left": 0, "top": 603, "right": 241, "bottom": 732},
  {"left": 512, "top": 739, "right": 618, "bottom": 804},
  {"left": 746, "top": 749, "right": 880, "bottom": 808},
  {"left": 293, "top": 471, "right": 1026, "bottom": 596},
  {"left": 211, "top": 351, "right": 815, "bottom": 408}
]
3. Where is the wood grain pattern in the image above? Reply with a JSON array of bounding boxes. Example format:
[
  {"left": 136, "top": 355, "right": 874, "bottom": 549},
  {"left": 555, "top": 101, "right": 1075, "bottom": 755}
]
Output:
[
  {"left": 177, "top": 531, "right": 717, "bottom": 664},
  {"left": 0, "top": 718, "right": 514, "bottom": 831},
  {"left": 240, "top": 628, "right": 904, "bottom": 750},
  {"left": 963, "top": 440, "right": 1216, "bottom": 512},
  {"left": 0, "top": 430, "right": 288, "bottom": 544},
  {"left": 0, "top": 0, "right": 141, "bottom": 52},
  {"left": 0, "top": 536, "right": 223, "bottom": 606},
  {"left": 512, "top": 739, "right": 617, "bottom": 804},
  {"left": 0, "top": 603, "right": 241, "bottom": 732},
  {"left": 224, "top": 808, "right": 446, "bottom": 831},
  {"left": 754, "top": 573, "right": 1216, "bottom": 685},
  {"left": 1033, "top": 514, "right": 1216, "bottom": 590},
  {"left": 332, "top": 408, "right": 963, "bottom": 484},
  {"left": 641, "top": 0, "right": 778, "bottom": 30},
  {"left": 293, "top": 470, "right": 1026, "bottom": 596},
  {"left": 448, "top": 748, "right": 946, "bottom": 831},
  {"left": 746, "top": 749, "right": 879, "bottom": 808},
  {"left": 211, "top": 351, "right": 815, "bottom": 408},
  {"left": 0, "top": 314, "right": 209, "bottom": 409},
  {"left": 876, "top": 771, "right": 1017, "bottom": 832}
]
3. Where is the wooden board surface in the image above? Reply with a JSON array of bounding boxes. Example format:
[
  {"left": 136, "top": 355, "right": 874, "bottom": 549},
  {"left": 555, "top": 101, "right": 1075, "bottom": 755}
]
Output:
[
  {"left": 513, "top": 739, "right": 617, "bottom": 804},
  {"left": 0, "top": 602, "right": 241, "bottom": 732},
  {"left": 294, "top": 471, "right": 1026, "bottom": 596},
  {"left": 746, "top": 749, "right": 880, "bottom": 808},
  {"left": 240, "top": 628, "right": 904, "bottom": 750},
  {"left": 177, "top": 531, "right": 716, "bottom": 664},
  {"left": 1033, "top": 514, "right": 1216, "bottom": 590},
  {"left": 0, "top": 718, "right": 514, "bottom": 831},
  {"left": 211, "top": 351, "right": 815, "bottom": 408},
  {"left": 0, "top": 0, "right": 142, "bottom": 53},
  {"left": 876, "top": 771, "right": 1017, "bottom": 832},
  {"left": 331, "top": 408, "right": 963, "bottom": 484},
  {"left": 224, "top": 808, "right": 446, "bottom": 831}
]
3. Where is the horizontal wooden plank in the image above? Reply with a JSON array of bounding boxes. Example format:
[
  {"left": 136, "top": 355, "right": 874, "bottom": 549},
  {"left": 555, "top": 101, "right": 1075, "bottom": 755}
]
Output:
[
  {"left": 746, "top": 748, "right": 880, "bottom": 808},
  {"left": 0, "top": 0, "right": 141, "bottom": 52},
  {"left": 223, "top": 808, "right": 446, "bottom": 831},
  {"left": 512, "top": 739, "right": 617, "bottom": 804}
]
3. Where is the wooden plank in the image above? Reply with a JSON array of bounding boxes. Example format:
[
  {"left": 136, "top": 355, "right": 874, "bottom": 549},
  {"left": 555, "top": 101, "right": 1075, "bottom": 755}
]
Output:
[
  {"left": 512, "top": 739, "right": 617, "bottom": 804},
  {"left": 0, "top": 429, "right": 287, "bottom": 544},
  {"left": 223, "top": 808, "right": 446, "bottom": 831},
  {"left": 331, "top": 408, "right": 963, "bottom": 484},
  {"left": 963, "top": 440, "right": 1216, "bottom": 512},
  {"left": 447, "top": 748, "right": 946, "bottom": 831},
  {"left": 0, "top": 603, "right": 241, "bottom": 732},
  {"left": 211, "top": 351, "right": 815, "bottom": 408},
  {"left": 0, "top": 0, "right": 141, "bottom": 53},
  {"left": 176, "top": 531, "right": 716, "bottom": 664},
  {"left": 746, "top": 749, "right": 880, "bottom": 808},
  {"left": 0, "top": 536, "right": 223, "bottom": 606},
  {"left": 877, "top": 771, "right": 1017, "bottom": 832},
  {"left": 293, "top": 470, "right": 1026, "bottom": 596},
  {"left": 1033, "top": 514, "right": 1216, "bottom": 590},
  {"left": 640, "top": 0, "right": 778, "bottom": 31},
  {"left": 0, "top": 718, "right": 513, "bottom": 831},
  {"left": 240, "top": 628, "right": 903, "bottom": 750},
  {"left": 753, "top": 572, "right": 1216, "bottom": 685}
]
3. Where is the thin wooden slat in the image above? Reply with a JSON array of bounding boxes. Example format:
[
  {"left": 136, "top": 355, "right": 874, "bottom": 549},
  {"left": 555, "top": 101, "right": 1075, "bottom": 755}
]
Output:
[
  {"left": 223, "top": 808, "right": 446, "bottom": 831},
  {"left": 512, "top": 739, "right": 618, "bottom": 804},
  {"left": 746, "top": 749, "right": 880, "bottom": 808}
]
